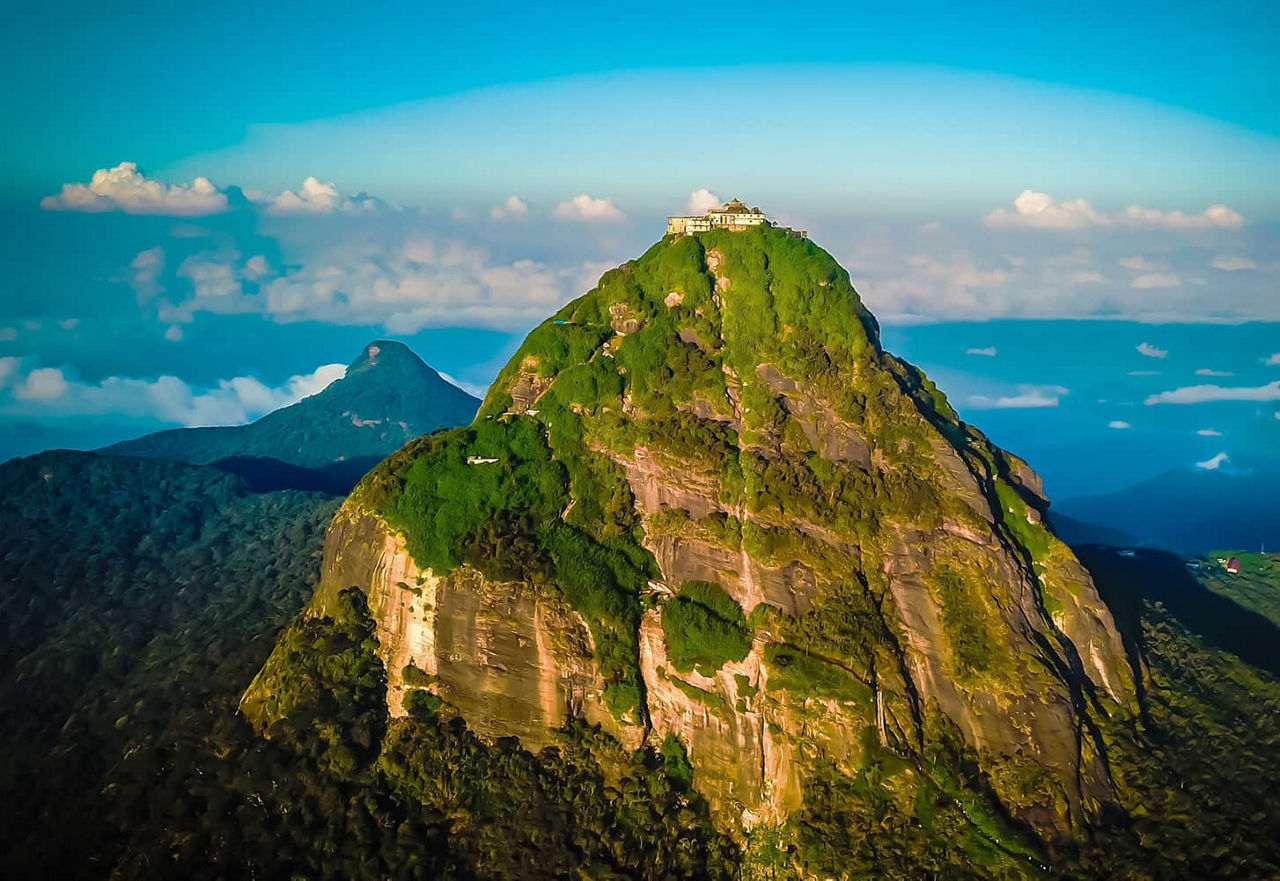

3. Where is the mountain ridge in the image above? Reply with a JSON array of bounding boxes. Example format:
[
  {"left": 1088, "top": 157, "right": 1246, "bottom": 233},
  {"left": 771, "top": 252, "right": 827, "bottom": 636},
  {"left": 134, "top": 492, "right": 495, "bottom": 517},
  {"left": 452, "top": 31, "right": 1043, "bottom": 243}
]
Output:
[
  {"left": 101, "top": 340, "right": 480, "bottom": 471},
  {"left": 1055, "top": 462, "right": 1280, "bottom": 554}
]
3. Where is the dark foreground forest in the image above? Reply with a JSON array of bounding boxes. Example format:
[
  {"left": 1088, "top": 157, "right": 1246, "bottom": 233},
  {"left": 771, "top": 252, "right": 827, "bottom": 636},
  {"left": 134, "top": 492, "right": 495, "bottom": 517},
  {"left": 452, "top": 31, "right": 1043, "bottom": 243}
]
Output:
[{"left": 2, "top": 450, "right": 1279, "bottom": 878}]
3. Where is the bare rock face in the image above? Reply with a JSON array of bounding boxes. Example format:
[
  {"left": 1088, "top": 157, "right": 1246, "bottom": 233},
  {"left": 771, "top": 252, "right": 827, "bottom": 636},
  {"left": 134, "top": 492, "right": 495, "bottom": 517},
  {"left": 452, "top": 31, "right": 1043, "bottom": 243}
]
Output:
[
  {"left": 247, "top": 225, "right": 1136, "bottom": 844},
  {"left": 255, "top": 504, "right": 633, "bottom": 752}
]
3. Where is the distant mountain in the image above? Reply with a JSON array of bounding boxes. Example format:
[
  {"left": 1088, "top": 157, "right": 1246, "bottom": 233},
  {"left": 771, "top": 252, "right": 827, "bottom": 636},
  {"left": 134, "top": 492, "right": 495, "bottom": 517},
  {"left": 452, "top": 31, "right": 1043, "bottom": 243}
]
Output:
[
  {"left": 1055, "top": 464, "right": 1280, "bottom": 554},
  {"left": 1047, "top": 511, "right": 1139, "bottom": 548},
  {"left": 102, "top": 340, "right": 481, "bottom": 472}
]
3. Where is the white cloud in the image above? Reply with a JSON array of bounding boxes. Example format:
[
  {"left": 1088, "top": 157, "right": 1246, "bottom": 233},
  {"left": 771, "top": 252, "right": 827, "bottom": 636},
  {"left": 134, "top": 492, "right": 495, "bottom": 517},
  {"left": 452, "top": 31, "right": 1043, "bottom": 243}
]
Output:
[
  {"left": 1128, "top": 370, "right": 1161, "bottom": 376},
  {"left": 164, "top": 325, "right": 183, "bottom": 342},
  {"left": 41, "top": 163, "right": 229, "bottom": 215},
  {"left": 1197, "top": 428, "right": 1223, "bottom": 436},
  {"left": 966, "top": 384, "right": 1068, "bottom": 409},
  {"left": 553, "top": 193, "right": 624, "bottom": 221},
  {"left": 0, "top": 358, "right": 345, "bottom": 427},
  {"left": 1196, "top": 452, "right": 1230, "bottom": 471},
  {"left": 243, "top": 255, "right": 271, "bottom": 280},
  {"left": 0, "top": 327, "right": 17, "bottom": 342},
  {"left": 1118, "top": 256, "right": 1158, "bottom": 271},
  {"left": 23, "top": 321, "right": 42, "bottom": 332},
  {"left": 1124, "top": 203, "right": 1244, "bottom": 229},
  {"left": 147, "top": 251, "right": 274, "bottom": 324},
  {"left": 1195, "top": 368, "right": 1234, "bottom": 377},
  {"left": 1212, "top": 255, "right": 1256, "bottom": 271},
  {"left": 965, "top": 346, "right": 997, "bottom": 357},
  {"left": 1131, "top": 272, "right": 1180, "bottom": 289},
  {"left": 59, "top": 318, "right": 80, "bottom": 331},
  {"left": 1145, "top": 380, "right": 1280, "bottom": 405},
  {"left": 985, "top": 190, "right": 1106, "bottom": 229},
  {"left": 489, "top": 195, "right": 529, "bottom": 219},
  {"left": 259, "top": 177, "right": 384, "bottom": 214},
  {"left": 129, "top": 247, "right": 166, "bottom": 301},
  {"left": 687, "top": 188, "right": 722, "bottom": 214},
  {"left": 1266, "top": 353, "right": 1280, "bottom": 366},
  {"left": 1136, "top": 342, "right": 1168, "bottom": 359},
  {"left": 204, "top": 238, "right": 614, "bottom": 332},
  {"left": 1109, "top": 420, "right": 1131, "bottom": 429},
  {"left": 16, "top": 367, "right": 69, "bottom": 401},
  {"left": 984, "top": 190, "right": 1244, "bottom": 230}
]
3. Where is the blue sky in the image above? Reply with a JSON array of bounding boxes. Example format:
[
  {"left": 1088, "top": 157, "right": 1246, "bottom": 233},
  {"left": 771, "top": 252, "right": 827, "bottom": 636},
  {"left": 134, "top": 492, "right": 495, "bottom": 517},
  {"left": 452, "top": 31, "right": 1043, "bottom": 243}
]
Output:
[{"left": 2, "top": 1, "right": 1278, "bottom": 496}]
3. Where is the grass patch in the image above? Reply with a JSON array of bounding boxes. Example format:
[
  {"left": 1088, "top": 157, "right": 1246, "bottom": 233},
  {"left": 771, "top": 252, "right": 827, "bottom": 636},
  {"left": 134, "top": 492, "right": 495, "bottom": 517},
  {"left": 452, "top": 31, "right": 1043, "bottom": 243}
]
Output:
[
  {"left": 763, "top": 643, "right": 872, "bottom": 704},
  {"left": 662, "top": 581, "right": 751, "bottom": 676}
]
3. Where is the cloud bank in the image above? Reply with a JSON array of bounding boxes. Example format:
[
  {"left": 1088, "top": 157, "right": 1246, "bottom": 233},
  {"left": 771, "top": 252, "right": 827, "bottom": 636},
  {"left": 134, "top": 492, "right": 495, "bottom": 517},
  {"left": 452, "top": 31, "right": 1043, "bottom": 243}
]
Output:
[
  {"left": 129, "top": 237, "right": 613, "bottom": 332},
  {"left": 984, "top": 190, "right": 1244, "bottom": 230},
  {"left": 0, "top": 356, "right": 344, "bottom": 427},
  {"left": 1145, "top": 380, "right": 1280, "bottom": 405},
  {"left": 258, "top": 177, "right": 385, "bottom": 214},
  {"left": 42, "top": 164, "right": 387, "bottom": 217},
  {"left": 41, "top": 163, "right": 229, "bottom": 215}
]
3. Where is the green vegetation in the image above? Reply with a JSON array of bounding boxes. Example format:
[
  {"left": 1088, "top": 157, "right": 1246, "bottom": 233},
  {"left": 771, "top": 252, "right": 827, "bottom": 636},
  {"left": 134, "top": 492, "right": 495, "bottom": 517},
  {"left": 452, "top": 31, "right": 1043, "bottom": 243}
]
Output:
[
  {"left": 662, "top": 581, "right": 752, "bottom": 676},
  {"left": 0, "top": 451, "right": 737, "bottom": 877},
  {"left": 10, "top": 227, "right": 1280, "bottom": 878},
  {"left": 793, "top": 757, "right": 1034, "bottom": 879},
  {"left": 933, "top": 565, "right": 1002, "bottom": 680},
  {"left": 366, "top": 416, "right": 649, "bottom": 721},
  {"left": 660, "top": 732, "right": 695, "bottom": 791},
  {"left": 763, "top": 644, "right": 872, "bottom": 704},
  {"left": 666, "top": 673, "right": 732, "bottom": 720},
  {"left": 994, "top": 480, "right": 1051, "bottom": 561},
  {"left": 1199, "top": 551, "right": 1280, "bottom": 627},
  {"left": 0, "top": 450, "right": 338, "bottom": 875}
]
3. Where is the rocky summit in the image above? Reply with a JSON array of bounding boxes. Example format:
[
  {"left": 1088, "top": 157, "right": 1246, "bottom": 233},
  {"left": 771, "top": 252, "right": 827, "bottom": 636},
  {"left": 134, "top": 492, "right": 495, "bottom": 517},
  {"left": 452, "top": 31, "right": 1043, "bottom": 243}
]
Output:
[{"left": 245, "top": 224, "right": 1135, "bottom": 859}]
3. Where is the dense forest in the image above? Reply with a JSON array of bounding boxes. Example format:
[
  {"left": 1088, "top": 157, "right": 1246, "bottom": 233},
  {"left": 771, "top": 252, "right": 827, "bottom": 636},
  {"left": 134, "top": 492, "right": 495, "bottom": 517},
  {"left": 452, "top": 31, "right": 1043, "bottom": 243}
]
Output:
[
  {"left": 0, "top": 450, "right": 733, "bottom": 878},
  {"left": 2, "top": 451, "right": 1280, "bottom": 877},
  {"left": 0, "top": 450, "right": 339, "bottom": 874}
]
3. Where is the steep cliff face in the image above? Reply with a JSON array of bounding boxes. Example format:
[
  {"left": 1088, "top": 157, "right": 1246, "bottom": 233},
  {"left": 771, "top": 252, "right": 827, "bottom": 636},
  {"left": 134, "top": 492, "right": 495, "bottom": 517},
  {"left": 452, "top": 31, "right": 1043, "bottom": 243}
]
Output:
[
  {"left": 245, "top": 504, "right": 631, "bottom": 753},
  {"left": 246, "top": 225, "right": 1134, "bottom": 845}
]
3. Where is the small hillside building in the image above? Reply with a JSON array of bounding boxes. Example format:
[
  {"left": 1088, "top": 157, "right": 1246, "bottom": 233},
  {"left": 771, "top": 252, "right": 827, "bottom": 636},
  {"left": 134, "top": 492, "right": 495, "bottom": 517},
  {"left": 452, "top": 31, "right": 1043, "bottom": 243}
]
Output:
[{"left": 667, "top": 199, "right": 806, "bottom": 238}]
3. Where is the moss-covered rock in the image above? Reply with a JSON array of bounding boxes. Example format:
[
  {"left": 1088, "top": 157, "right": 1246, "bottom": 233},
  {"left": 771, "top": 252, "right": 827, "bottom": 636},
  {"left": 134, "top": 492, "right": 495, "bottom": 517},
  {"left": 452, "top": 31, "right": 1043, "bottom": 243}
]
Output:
[{"left": 249, "top": 223, "right": 1137, "bottom": 859}]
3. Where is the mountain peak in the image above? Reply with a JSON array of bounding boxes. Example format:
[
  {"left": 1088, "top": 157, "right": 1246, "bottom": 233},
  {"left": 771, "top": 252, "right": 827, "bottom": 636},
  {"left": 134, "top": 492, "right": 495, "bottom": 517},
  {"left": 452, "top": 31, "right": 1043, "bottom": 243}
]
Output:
[
  {"left": 347, "top": 339, "right": 429, "bottom": 375},
  {"left": 101, "top": 339, "right": 479, "bottom": 471},
  {"left": 250, "top": 224, "right": 1136, "bottom": 845}
]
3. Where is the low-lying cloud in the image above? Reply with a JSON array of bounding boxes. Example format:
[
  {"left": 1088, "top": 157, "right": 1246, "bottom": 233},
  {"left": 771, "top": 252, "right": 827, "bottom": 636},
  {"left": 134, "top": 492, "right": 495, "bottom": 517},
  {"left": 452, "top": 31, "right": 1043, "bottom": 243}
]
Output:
[
  {"left": 553, "top": 193, "right": 624, "bottom": 221},
  {"left": 257, "top": 177, "right": 385, "bottom": 214},
  {"left": 985, "top": 190, "right": 1244, "bottom": 230},
  {"left": 41, "top": 162, "right": 229, "bottom": 216},
  {"left": 489, "top": 196, "right": 529, "bottom": 220},
  {"left": 1196, "top": 451, "right": 1230, "bottom": 471},
  {"left": 966, "top": 384, "right": 1068, "bottom": 409},
  {"left": 131, "top": 236, "right": 613, "bottom": 332},
  {"left": 0, "top": 356, "right": 344, "bottom": 427},
  {"left": 42, "top": 163, "right": 387, "bottom": 217},
  {"left": 1145, "top": 380, "right": 1280, "bottom": 405}
]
